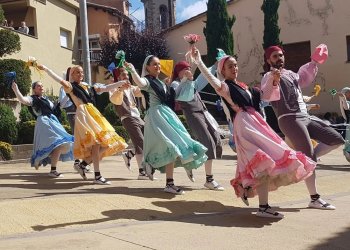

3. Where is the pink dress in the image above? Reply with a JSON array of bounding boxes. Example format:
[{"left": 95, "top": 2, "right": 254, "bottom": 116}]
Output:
[{"left": 216, "top": 82, "right": 316, "bottom": 198}]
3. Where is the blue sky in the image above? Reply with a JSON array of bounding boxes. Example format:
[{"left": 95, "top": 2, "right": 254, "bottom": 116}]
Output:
[{"left": 129, "top": 0, "right": 208, "bottom": 25}]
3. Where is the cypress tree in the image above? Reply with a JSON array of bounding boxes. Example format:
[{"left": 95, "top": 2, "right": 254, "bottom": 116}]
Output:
[
  {"left": 261, "top": 0, "right": 281, "bottom": 49},
  {"left": 203, "top": 0, "right": 235, "bottom": 66}
]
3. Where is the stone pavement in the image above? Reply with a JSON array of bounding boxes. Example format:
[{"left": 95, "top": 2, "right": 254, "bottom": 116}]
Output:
[{"left": 0, "top": 146, "right": 350, "bottom": 249}]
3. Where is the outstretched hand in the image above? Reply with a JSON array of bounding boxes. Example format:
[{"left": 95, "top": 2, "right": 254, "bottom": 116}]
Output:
[
  {"left": 337, "top": 92, "right": 346, "bottom": 98},
  {"left": 271, "top": 68, "right": 281, "bottom": 86},
  {"left": 124, "top": 62, "right": 135, "bottom": 73},
  {"left": 37, "top": 64, "right": 46, "bottom": 71},
  {"left": 11, "top": 81, "right": 17, "bottom": 90},
  {"left": 191, "top": 46, "right": 200, "bottom": 61}
]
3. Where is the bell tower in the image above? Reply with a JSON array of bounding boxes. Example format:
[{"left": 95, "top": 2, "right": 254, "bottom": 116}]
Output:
[{"left": 141, "top": 0, "right": 176, "bottom": 32}]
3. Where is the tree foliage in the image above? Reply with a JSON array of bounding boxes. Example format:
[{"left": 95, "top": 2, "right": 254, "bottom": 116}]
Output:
[
  {"left": 19, "top": 105, "right": 35, "bottom": 124},
  {"left": 203, "top": 0, "right": 236, "bottom": 66},
  {"left": 99, "top": 29, "right": 169, "bottom": 72},
  {"left": 261, "top": 0, "right": 281, "bottom": 49},
  {"left": 0, "top": 29, "right": 21, "bottom": 57},
  {"left": 0, "top": 104, "right": 18, "bottom": 144}
]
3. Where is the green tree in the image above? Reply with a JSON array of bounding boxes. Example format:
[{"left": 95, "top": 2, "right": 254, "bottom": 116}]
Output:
[
  {"left": 100, "top": 29, "right": 169, "bottom": 72},
  {"left": 0, "top": 6, "right": 21, "bottom": 58},
  {"left": 19, "top": 105, "right": 35, "bottom": 123},
  {"left": 261, "top": 0, "right": 281, "bottom": 49},
  {"left": 203, "top": 0, "right": 236, "bottom": 66},
  {"left": 0, "top": 104, "right": 18, "bottom": 144},
  {"left": 0, "top": 29, "right": 21, "bottom": 57}
]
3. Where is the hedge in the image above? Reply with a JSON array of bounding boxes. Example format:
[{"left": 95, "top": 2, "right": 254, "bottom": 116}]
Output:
[
  {"left": 0, "top": 141, "right": 12, "bottom": 160},
  {"left": 0, "top": 104, "right": 18, "bottom": 144},
  {"left": 0, "top": 59, "right": 31, "bottom": 99},
  {"left": 17, "top": 120, "right": 35, "bottom": 144},
  {"left": 19, "top": 105, "right": 35, "bottom": 123}
]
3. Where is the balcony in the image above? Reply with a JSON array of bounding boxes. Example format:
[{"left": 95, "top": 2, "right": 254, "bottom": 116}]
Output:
[
  {"left": 0, "top": 0, "right": 37, "bottom": 37},
  {"left": 79, "top": 48, "right": 102, "bottom": 63}
]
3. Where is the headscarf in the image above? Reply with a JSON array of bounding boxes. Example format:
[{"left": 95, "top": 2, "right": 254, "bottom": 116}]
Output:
[
  {"left": 172, "top": 61, "right": 191, "bottom": 82},
  {"left": 264, "top": 45, "right": 283, "bottom": 60},
  {"left": 141, "top": 55, "right": 154, "bottom": 77},
  {"left": 217, "top": 55, "right": 231, "bottom": 81},
  {"left": 341, "top": 87, "right": 350, "bottom": 94}
]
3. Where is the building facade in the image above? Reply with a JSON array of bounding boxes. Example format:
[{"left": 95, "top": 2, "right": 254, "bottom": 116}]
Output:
[
  {"left": 142, "top": 0, "right": 176, "bottom": 32},
  {"left": 163, "top": 0, "right": 350, "bottom": 114},
  {"left": 82, "top": 1, "right": 134, "bottom": 83},
  {"left": 1, "top": 0, "right": 79, "bottom": 94}
]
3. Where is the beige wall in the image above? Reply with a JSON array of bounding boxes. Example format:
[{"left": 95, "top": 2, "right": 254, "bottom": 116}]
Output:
[
  {"left": 4, "top": 0, "right": 79, "bottom": 95},
  {"left": 87, "top": 7, "right": 122, "bottom": 40},
  {"left": 164, "top": 0, "right": 350, "bottom": 114},
  {"left": 88, "top": 0, "right": 129, "bottom": 15}
]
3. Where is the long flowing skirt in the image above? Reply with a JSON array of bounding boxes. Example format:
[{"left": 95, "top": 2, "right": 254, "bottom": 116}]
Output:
[
  {"left": 31, "top": 114, "right": 74, "bottom": 167},
  {"left": 231, "top": 107, "right": 316, "bottom": 198},
  {"left": 143, "top": 104, "right": 207, "bottom": 172},
  {"left": 73, "top": 103, "right": 128, "bottom": 159}
]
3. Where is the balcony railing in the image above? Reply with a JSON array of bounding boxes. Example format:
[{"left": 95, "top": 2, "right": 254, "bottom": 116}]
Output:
[{"left": 79, "top": 48, "right": 101, "bottom": 63}]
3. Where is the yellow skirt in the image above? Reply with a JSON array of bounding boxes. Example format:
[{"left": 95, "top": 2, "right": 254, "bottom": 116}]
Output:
[{"left": 73, "top": 103, "right": 128, "bottom": 159}]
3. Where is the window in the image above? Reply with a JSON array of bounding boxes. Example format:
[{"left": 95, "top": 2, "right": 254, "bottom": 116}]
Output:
[
  {"left": 159, "top": 5, "right": 168, "bottom": 29},
  {"left": 60, "top": 28, "right": 71, "bottom": 49},
  {"left": 347, "top": 36, "right": 350, "bottom": 62},
  {"left": 283, "top": 41, "right": 311, "bottom": 72},
  {"left": 90, "top": 39, "right": 100, "bottom": 49}
]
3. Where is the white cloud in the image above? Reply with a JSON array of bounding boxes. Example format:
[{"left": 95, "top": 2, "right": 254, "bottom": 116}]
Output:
[{"left": 177, "top": 0, "right": 208, "bottom": 23}]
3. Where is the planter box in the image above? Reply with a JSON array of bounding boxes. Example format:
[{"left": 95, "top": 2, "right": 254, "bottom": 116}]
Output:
[{"left": 0, "top": 144, "right": 32, "bottom": 164}]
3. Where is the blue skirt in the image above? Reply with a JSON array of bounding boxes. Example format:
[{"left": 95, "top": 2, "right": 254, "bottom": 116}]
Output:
[
  {"left": 31, "top": 114, "right": 74, "bottom": 167},
  {"left": 143, "top": 104, "right": 207, "bottom": 172}
]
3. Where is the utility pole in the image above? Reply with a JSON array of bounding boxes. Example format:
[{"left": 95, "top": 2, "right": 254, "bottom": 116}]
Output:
[{"left": 79, "top": 0, "right": 91, "bottom": 84}]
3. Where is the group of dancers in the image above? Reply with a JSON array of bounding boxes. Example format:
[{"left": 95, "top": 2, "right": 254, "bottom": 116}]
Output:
[{"left": 10, "top": 43, "right": 346, "bottom": 218}]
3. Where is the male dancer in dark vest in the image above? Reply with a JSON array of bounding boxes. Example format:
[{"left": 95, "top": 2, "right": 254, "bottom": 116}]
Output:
[
  {"left": 171, "top": 61, "right": 224, "bottom": 190},
  {"left": 112, "top": 67, "right": 150, "bottom": 180},
  {"left": 261, "top": 45, "right": 344, "bottom": 210}
]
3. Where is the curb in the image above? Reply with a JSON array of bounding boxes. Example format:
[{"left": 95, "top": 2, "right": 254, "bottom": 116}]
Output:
[{"left": 0, "top": 139, "right": 230, "bottom": 165}]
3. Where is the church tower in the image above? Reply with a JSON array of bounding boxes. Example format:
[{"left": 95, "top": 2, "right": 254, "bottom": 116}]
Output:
[{"left": 141, "top": 0, "right": 176, "bottom": 32}]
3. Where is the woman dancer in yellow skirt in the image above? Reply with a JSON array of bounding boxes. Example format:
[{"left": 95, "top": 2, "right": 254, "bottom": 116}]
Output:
[{"left": 40, "top": 64, "right": 128, "bottom": 184}]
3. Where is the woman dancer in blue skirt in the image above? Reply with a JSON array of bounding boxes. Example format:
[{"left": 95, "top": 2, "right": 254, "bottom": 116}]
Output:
[{"left": 12, "top": 81, "right": 74, "bottom": 177}]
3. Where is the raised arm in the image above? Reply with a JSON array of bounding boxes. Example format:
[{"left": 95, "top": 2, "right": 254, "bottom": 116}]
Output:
[
  {"left": 260, "top": 71, "right": 281, "bottom": 102},
  {"left": 11, "top": 82, "right": 32, "bottom": 106},
  {"left": 94, "top": 81, "right": 129, "bottom": 93},
  {"left": 38, "top": 64, "right": 71, "bottom": 90},
  {"left": 192, "top": 48, "right": 222, "bottom": 90},
  {"left": 194, "top": 63, "right": 217, "bottom": 91},
  {"left": 124, "top": 62, "right": 148, "bottom": 88},
  {"left": 297, "top": 61, "right": 318, "bottom": 88},
  {"left": 339, "top": 93, "right": 350, "bottom": 110}
]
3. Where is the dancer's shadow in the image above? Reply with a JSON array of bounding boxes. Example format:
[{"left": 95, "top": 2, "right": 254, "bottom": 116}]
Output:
[
  {"left": 0, "top": 172, "right": 130, "bottom": 190},
  {"left": 310, "top": 226, "right": 350, "bottom": 250},
  {"left": 316, "top": 164, "right": 350, "bottom": 172},
  {"left": 32, "top": 200, "right": 300, "bottom": 232},
  {"left": 220, "top": 154, "right": 237, "bottom": 161},
  {"left": 0, "top": 172, "right": 176, "bottom": 200}
]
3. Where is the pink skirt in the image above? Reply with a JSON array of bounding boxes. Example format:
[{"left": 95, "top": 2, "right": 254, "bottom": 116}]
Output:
[{"left": 231, "top": 107, "right": 316, "bottom": 198}]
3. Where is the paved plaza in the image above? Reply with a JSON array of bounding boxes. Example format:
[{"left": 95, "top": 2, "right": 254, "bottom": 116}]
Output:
[{"left": 0, "top": 145, "right": 349, "bottom": 249}]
